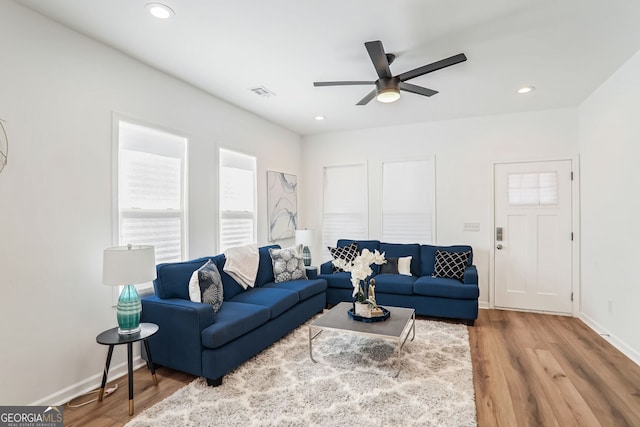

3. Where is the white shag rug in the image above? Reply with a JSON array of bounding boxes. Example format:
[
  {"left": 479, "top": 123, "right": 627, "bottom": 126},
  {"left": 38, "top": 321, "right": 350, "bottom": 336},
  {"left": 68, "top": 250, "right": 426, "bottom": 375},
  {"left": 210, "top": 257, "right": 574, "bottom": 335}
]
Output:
[{"left": 126, "top": 315, "right": 476, "bottom": 427}]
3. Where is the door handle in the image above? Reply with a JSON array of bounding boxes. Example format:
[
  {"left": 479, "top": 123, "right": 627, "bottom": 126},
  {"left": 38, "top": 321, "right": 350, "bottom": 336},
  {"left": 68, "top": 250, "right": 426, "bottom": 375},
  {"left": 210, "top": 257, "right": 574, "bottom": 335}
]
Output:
[{"left": 496, "top": 244, "right": 503, "bottom": 250}]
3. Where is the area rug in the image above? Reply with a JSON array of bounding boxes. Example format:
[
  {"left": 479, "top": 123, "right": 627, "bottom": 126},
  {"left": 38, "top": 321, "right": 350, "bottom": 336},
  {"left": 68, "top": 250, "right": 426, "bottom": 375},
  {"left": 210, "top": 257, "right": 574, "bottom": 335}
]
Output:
[{"left": 126, "top": 316, "right": 476, "bottom": 427}]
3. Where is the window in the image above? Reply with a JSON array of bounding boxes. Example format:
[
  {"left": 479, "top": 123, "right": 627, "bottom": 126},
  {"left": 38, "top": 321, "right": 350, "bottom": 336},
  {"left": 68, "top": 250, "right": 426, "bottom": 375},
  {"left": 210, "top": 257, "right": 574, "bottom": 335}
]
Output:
[
  {"left": 382, "top": 159, "right": 435, "bottom": 244},
  {"left": 322, "top": 163, "right": 368, "bottom": 260},
  {"left": 508, "top": 172, "right": 558, "bottom": 205},
  {"left": 117, "top": 120, "right": 187, "bottom": 265},
  {"left": 219, "top": 148, "right": 257, "bottom": 252}
]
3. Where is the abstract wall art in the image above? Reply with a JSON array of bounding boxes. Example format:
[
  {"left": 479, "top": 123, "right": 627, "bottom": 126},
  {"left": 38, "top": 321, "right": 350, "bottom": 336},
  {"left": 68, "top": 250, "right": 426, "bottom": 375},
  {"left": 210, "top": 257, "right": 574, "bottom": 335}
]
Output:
[{"left": 267, "top": 170, "right": 298, "bottom": 241}]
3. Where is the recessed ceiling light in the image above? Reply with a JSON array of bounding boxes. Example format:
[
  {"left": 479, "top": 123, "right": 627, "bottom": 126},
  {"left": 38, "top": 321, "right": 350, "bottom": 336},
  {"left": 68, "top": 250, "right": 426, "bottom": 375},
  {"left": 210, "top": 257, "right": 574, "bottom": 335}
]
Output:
[
  {"left": 314, "top": 116, "right": 325, "bottom": 121},
  {"left": 517, "top": 85, "right": 535, "bottom": 94},
  {"left": 146, "top": 3, "right": 175, "bottom": 19}
]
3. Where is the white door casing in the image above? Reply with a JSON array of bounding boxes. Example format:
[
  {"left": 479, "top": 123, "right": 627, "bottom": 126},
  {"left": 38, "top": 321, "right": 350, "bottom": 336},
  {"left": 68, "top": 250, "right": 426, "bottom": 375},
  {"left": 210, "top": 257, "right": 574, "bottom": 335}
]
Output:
[{"left": 494, "top": 160, "right": 573, "bottom": 314}]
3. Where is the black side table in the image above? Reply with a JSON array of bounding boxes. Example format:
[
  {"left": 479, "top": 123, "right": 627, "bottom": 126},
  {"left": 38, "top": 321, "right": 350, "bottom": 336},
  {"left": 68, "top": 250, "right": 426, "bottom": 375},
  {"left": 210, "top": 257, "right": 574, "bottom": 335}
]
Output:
[{"left": 96, "top": 322, "right": 159, "bottom": 415}]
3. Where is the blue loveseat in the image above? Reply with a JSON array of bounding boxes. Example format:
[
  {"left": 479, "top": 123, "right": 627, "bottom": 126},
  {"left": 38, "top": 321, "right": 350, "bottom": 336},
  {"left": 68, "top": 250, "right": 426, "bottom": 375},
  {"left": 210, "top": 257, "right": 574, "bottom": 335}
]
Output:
[
  {"left": 320, "top": 240, "right": 479, "bottom": 325},
  {"left": 140, "top": 245, "right": 327, "bottom": 386}
]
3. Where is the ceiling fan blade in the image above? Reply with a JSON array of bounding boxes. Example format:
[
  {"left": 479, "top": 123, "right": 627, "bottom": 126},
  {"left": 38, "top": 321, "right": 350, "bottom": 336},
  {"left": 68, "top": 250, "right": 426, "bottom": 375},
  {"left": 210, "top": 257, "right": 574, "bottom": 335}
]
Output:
[
  {"left": 399, "top": 82, "right": 438, "bottom": 97},
  {"left": 365, "top": 40, "right": 393, "bottom": 79},
  {"left": 398, "top": 53, "right": 467, "bottom": 82},
  {"left": 314, "top": 81, "right": 375, "bottom": 87},
  {"left": 356, "top": 89, "right": 377, "bottom": 106}
]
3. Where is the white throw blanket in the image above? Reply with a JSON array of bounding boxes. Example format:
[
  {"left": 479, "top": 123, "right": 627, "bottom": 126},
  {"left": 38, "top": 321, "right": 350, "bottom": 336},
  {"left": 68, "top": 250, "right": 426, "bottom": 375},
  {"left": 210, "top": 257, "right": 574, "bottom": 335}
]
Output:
[{"left": 223, "top": 243, "right": 259, "bottom": 289}]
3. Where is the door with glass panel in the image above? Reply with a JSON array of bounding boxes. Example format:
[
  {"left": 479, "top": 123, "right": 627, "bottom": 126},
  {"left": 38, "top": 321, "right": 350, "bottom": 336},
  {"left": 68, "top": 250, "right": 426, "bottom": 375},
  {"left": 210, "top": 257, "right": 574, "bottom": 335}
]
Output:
[{"left": 494, "top": 160, "right": 573, "bottom": 313}]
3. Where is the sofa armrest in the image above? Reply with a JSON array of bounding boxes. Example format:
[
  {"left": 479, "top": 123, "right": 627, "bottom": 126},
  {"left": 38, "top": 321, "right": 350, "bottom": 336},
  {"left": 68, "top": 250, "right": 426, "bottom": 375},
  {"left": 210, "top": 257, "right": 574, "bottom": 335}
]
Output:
[
  {"left": 320, "top": 261, "right": 334, "bottom": 275},
  {"left": 463, "top": 265, "right": 478, "bottom": 285},
  {"left": 140, "top": 295, "right": 216, "bottom": 376}
]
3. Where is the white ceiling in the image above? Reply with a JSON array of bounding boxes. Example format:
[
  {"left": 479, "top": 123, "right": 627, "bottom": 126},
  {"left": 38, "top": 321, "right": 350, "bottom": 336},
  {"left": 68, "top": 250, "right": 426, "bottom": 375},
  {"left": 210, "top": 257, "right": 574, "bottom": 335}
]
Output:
[{"left": 16, "top": 0, "right": 640, "bottom": 136}]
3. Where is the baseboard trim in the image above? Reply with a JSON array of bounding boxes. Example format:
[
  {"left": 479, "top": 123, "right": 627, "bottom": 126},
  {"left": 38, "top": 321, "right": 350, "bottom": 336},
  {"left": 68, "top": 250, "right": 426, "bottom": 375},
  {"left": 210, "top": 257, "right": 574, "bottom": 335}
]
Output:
[
  {"left": 579, "top": 312, "right": 640, "bottom": 367},
  {"left": 30, "top": 356, "right": 147, "bottom": 406},
  {"left": 478, "top": 301, "right": 490, "bottom": 310}
]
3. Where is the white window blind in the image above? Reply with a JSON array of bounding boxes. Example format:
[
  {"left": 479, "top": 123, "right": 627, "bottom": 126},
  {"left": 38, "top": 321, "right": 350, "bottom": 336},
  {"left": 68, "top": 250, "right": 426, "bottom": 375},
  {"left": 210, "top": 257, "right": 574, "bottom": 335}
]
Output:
[
  {"left": 508, "top": 172, "right": 558, "bottom": 206},
  {"left": 322, "top": 163, "right": 368, "bottom": 260},
  {"left": 382, "top": 159, "right": 435, "bottom": 244},
  {"left": 219, "top": 149, "right": 256, "bottom": 252},
  {"left": 118, "top": 120, "right": 187, "bottom": 265}
]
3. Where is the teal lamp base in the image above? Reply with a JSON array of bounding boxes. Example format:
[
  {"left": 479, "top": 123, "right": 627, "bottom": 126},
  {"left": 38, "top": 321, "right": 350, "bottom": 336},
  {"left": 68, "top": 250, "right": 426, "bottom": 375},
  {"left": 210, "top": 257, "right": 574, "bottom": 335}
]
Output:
[
  {"left": 117, "top": 284, "right": 142, "bottom": 335},
  {"left": 302, "top": 245, "right": 312, "bottom": 267}
]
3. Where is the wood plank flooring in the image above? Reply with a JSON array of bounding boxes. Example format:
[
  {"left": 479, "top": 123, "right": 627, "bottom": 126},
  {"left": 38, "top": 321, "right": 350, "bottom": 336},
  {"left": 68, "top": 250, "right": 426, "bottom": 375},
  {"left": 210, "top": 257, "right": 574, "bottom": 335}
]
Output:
[
  {"left": 470, "top": 309, "right": 640, "bottom": 427},
  {"left": 63, "top": 309, "right": 640, "bottom": 426}
]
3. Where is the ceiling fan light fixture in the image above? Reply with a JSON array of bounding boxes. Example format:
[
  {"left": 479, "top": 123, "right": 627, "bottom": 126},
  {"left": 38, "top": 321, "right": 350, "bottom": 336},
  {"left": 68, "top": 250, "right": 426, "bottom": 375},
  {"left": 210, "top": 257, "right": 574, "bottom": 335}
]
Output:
[
  {"left": 376, "top": 88, "right": 401, "bottom": 103},
  {"left": 146, "top": 3, "right": 175, "bottom": 19}
]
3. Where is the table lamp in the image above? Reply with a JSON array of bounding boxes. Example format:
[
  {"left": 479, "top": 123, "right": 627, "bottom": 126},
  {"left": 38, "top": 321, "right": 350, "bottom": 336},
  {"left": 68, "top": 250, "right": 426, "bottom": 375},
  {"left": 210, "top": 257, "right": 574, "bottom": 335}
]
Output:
[
  {"left": 103, "top": 244, "right": 156, "bottom": 335},
  {"left": 295, "top": 229, "right": 313, "bottom": 267}
]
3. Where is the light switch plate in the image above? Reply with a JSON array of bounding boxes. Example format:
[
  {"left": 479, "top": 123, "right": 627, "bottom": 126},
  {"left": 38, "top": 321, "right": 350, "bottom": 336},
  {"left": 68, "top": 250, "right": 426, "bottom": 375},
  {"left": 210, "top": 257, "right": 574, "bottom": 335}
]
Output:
[{"left": 463, "top": 222, "right": 480, "bottom": 232}]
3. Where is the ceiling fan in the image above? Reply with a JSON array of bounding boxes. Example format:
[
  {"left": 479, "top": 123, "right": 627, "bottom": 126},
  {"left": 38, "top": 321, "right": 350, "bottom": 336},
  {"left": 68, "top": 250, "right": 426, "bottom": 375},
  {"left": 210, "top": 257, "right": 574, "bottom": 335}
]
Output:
[{"left": 313, "top": 40, "right": 467, "bottom": 105}]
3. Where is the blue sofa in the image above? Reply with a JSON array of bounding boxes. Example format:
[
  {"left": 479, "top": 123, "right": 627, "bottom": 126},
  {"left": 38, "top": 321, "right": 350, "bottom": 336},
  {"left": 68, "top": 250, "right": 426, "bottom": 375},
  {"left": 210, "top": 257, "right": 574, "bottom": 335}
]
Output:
[
  {"left": 320, "top": 240, "right": 479, "bottom": 325},
  {"left": 140, "top": 244, "right": 327, "bottom": 386}
]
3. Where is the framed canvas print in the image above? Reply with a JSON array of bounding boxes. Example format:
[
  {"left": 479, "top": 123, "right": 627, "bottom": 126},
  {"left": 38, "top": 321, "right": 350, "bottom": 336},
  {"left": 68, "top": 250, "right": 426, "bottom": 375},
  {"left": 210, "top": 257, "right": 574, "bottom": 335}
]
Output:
[{"left": 267, "top": 170, "right": 298, "bottom": 241}]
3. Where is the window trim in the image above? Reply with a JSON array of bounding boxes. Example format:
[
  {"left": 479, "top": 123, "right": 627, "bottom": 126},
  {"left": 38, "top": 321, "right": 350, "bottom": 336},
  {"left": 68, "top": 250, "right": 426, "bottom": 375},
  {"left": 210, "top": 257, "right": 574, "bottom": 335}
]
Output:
[
  {"left": 217, "top": 146, "right": 257, "bottom": 253},
  {"left": 379, "top": 157, "right": 436, "bottom": 245},
  {"left": 321, "top": 161, "right": 369, "bottom": 261},
  {"left": 111, "top": 113, "right": 189, "bottom": 301}
]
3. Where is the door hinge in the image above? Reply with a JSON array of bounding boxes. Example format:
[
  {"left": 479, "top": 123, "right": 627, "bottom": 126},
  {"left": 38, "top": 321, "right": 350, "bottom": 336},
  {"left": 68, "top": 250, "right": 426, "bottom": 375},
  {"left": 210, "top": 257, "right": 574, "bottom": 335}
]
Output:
[
  {"left": 571, "top": 292, "right": 574, "bottom": 302},
  {"left": 571, "top": 232, "right": 574, "bottom": 241},
  {"left": 571, "top": 171, "right": 574, "bottom": 180}
]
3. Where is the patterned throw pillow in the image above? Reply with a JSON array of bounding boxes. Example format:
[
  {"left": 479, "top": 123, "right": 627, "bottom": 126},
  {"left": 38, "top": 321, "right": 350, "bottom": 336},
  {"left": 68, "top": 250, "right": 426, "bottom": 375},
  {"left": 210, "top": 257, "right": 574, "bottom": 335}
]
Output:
[
  {"left": 269, "top": 244, "right": 308, "bottom": 283},
  {"left": 432, "top": 250, "right": 471, "bottom": 281},
  {"left": 328, "top": 242, "right": 359, "bottom": 272},
  {"left": 188, "top": 260, "right": 224, "bottom": 314}
]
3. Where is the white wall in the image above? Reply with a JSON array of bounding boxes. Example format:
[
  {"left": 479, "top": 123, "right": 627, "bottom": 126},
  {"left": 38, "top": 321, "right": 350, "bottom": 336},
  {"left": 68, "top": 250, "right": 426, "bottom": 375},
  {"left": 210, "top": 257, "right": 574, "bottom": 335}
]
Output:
[
  {"left": 302, "top": 109, "right": 579, "bottom": 308},
  {"left": 0, "top": 1, "right": 301, "bottom": 405},
  {"left": 579, "top": 49, "right": 640, "bottom": 364}
]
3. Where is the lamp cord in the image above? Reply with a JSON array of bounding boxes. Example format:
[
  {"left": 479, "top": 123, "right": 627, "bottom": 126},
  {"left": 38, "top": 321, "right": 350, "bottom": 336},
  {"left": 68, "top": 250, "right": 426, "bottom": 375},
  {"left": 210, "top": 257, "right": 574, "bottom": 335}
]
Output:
[{"left": 66, "top": 383, "right": 118, "bottom": 408}]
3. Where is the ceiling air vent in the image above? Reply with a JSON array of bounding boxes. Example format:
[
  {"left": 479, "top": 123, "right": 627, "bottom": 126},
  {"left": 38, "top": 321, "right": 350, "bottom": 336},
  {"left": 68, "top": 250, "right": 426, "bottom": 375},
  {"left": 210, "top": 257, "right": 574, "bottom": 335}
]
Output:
[{"left": 250, "top": 86, "right": 276, "bottom": 98}]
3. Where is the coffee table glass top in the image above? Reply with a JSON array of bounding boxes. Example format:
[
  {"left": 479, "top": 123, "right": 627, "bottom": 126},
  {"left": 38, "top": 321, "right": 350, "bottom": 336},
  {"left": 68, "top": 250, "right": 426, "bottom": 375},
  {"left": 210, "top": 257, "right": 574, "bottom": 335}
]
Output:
[{"left": 311, "top": 302, "right": 415, "bottom": 339}]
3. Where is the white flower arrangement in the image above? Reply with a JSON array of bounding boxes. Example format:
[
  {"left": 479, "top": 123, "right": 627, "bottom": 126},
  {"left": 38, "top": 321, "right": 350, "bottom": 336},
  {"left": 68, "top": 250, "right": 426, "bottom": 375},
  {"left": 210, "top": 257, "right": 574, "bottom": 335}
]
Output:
[{"left": 332, "top": 248, "right": 386, "bottom": 304}]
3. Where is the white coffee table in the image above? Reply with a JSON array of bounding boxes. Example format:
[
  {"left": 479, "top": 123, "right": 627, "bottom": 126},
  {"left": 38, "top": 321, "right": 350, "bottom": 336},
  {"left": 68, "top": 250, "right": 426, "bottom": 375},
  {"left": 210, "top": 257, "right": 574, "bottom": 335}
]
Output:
[{"left": 309, "top": 302, "right": 415, "bottom": 376}]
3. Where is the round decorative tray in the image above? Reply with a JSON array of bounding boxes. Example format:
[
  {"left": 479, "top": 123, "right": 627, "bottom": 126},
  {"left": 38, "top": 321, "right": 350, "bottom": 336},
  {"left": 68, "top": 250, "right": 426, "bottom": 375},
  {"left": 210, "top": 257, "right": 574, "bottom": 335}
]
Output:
[{"left": 347, "top": 307, "right": 391, "bottom": 323}]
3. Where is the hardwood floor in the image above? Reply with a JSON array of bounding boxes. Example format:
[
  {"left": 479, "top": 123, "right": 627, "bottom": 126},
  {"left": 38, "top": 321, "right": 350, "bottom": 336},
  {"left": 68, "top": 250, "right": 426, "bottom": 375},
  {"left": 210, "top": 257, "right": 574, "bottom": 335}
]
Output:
[
  {"left": 63, "top": 309, "right": 640, "bottom": 426},
  {"left": 470, "top": 309, "right": 640, "bottom": 427}
]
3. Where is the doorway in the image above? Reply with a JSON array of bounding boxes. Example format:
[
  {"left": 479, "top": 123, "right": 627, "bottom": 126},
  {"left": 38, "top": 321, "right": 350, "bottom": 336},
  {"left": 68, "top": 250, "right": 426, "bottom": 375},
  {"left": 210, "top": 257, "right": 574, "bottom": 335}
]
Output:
[{"left": 494, "top": 160, "right": 573, "bottom": 314}]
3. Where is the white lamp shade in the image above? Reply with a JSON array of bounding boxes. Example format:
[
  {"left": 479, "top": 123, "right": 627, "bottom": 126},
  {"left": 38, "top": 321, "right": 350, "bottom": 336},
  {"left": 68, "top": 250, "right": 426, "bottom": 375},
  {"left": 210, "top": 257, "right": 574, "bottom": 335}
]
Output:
[
  {"left": 103, "top": 245, "right": 157, "bottom": 286},
  {"left": 295, "top": 229, "right": 313, "bottom": 247}
]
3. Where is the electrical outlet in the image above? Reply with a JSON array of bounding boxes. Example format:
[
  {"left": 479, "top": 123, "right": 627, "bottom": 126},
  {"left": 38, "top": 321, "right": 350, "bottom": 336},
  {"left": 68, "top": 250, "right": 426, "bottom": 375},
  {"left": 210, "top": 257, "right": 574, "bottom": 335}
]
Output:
[{"left": 463, "top": 222, "right": 480, "bottom": 232}]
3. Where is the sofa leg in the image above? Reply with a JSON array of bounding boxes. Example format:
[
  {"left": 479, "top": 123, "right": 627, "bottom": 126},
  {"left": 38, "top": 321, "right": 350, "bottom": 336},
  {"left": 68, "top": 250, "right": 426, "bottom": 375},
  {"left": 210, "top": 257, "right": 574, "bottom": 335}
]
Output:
[
  {"left": 466, "top": 319, "right": 475, "bottom": 327},
  {"left": 206, "top": 376, "right": 223, "bottom": 387}
]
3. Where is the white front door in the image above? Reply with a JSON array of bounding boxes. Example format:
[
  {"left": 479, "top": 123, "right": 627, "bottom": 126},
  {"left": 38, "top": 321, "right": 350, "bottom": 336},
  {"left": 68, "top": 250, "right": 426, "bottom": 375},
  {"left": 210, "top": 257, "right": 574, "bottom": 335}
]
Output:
[{"left": 494, "top": 160, "right": 573, "bottom": 314}]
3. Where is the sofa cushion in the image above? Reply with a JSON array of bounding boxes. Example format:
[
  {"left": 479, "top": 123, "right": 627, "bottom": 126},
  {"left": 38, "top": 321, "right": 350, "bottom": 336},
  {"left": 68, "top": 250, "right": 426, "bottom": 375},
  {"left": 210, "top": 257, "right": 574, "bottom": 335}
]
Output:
[
  {"left": 414, "top": 276, "right": 479, "bottom": 299},
  {"left": 269, "top": 244, "right": 308, "bottom": 283},
  {"left": 262, "top": 278, "right": 327, "bottom": 301},
  {"left": 379, "top": 243, "right": 421, "bottom": 276},
  {"left": 229, "top": 288, "right": 299, "bottom": 319},
  {"left": 214, "top": 255, "right": 247, "bottom": 301},
  {"left": 201, "top": 302, "right": 270, "bottom": 349},
  {"left": 432, "top": 250, "right": 471, "bottom": 281},
  {"left": 421, "top": 245, "right": 473, "bottom": 276},
  {"left": 254, "top": 245, "right": 280, "bottom": 287},
  {"left": 328, "top": 242, "right": 359, "bottom": 272},
  {"left": 337, "top": 239, "right": 381, "bottom": 274},
  {"left": 371, "top": 274, "right": 416, "bottom": 295},
  {"left": 154, "top": 256, "right": 212, "bottom": 300},
  {"left": 338, "top": 239, "right": 380, "bottom": 253},
  {"left": 188, "top": 260, "right": 224, "bottom": 314},
  {"left": 319, "top": 271, "right": 353, "bottom": 290}
]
